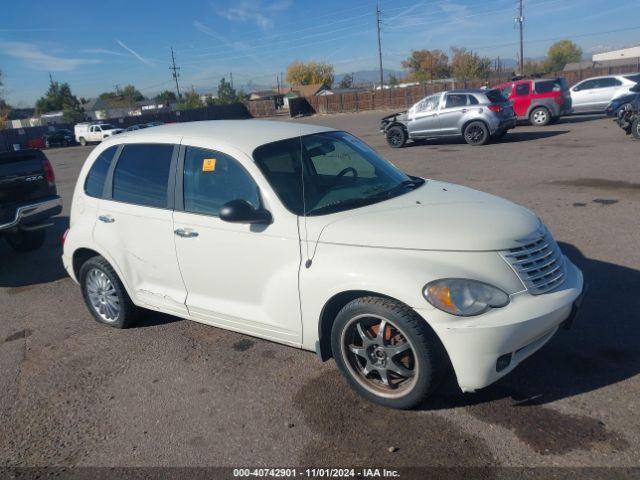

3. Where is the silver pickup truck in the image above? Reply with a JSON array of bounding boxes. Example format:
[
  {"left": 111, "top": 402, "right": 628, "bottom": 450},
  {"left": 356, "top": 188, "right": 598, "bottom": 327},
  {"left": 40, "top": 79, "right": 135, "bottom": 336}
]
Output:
[{"left": 380, "top": 89, "right": 516, "bottom": 147}]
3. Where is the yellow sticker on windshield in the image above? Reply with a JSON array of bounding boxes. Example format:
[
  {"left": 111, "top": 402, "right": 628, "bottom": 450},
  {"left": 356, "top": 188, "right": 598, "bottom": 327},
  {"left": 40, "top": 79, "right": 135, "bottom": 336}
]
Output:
[{"left": 202, "top": 158, "right": 216, "bottom": 172}]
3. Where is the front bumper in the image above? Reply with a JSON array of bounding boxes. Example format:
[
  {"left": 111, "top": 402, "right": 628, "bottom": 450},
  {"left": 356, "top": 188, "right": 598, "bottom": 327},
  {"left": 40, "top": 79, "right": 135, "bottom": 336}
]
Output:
[
  {"left": 416, "top": 257, "right": 584, "bottom": 392},
  {"left": 0, "top": 196, "right": 62, "bottom": 232}
]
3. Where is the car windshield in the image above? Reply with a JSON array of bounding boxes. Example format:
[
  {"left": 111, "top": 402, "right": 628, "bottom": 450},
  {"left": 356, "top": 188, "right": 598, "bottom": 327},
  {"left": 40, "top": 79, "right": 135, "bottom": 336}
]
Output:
[{"left": 254, "top": 131, "right": 423, "bottom": 216}]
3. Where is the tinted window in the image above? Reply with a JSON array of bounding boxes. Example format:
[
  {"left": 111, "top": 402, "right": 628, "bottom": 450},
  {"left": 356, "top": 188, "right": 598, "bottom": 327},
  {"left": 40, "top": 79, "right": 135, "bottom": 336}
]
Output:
[
  {"left": 468, "top": 95, "right": 479, "bottom": 105},
  {"left": 535, "top": 80, "right": 560, "bottom": 93},
  {"left": 84, "top": 146, "right": 118, "bottom": 198},
  {"left": 445, "top": 94, "right": 467, "bottom": 108},
  {"left": 599, "top": 77, "right": 622, "bottom": 87},
  {"left": 515, "top": 83, "right": 530, "bottom": 95},
  {"left": 486, "top": 89, "right": 507, "bottom": 103},
  {"left": 183, "top": 147, "right": 260, "bottom": 216},
  {"left": 112, "top": 144, "right": 174, "bottom": 208},
  {"left": 625, "top": 74, "right": 640, "bottom": 84}
]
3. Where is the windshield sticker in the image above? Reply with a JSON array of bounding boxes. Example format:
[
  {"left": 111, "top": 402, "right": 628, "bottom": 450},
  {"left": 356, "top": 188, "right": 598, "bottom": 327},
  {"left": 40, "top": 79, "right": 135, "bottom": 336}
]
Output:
[{"left": 202, "top": 158, "right": 217, "bottom": 172}]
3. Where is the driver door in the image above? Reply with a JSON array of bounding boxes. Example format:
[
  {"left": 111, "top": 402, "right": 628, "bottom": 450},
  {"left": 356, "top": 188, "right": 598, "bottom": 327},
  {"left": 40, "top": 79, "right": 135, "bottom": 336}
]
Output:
[
  {"left": 172, "top": 140, "right": 303, "bottom": 345},
  {"left": 407, "top": 94, "right": 442, "bottom": 136}
]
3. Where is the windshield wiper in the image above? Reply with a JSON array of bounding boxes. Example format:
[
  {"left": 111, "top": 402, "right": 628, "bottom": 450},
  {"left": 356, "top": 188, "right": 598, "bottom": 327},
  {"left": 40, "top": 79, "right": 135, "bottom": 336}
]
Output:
[
  {"left": 306, "top": 197, "right": 383, "bottom": 216},
  {"left": 370, "top": 178, "right": 424, "bottom": 199}
]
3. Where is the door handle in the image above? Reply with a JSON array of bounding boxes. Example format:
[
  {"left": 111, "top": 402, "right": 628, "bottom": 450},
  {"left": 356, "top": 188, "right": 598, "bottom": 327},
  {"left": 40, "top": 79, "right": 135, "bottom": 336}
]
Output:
[
  {"left": 461, "top": 108, "right": 468, "bottom": 113},
  {"left": 174, "top": 228, "right": 199, "bottom": 238},
  {"left": 98, "top": 215, "right": 115, "bottom": 223}
]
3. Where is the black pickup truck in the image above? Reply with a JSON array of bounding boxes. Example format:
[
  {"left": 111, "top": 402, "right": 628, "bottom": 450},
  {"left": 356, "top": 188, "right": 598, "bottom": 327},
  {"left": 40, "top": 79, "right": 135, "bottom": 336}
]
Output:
[{"left": 0, "top": 149, "right": 62, "bottom": 252}]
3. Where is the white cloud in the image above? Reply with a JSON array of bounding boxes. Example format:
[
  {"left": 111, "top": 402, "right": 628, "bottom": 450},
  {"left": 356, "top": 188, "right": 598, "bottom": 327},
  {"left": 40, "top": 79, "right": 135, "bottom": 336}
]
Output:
[
  {"left": 116, "top": 39, "right": 154, "bottom": 66},
  {"left": 215, "top": 0, "right": 292, "bottom": 31},
  {"left": 81, "top": 48, "right": 129, "bottom": 57},
  {"left": 0, "top": 41, "right": 100, "bottom": 71}
]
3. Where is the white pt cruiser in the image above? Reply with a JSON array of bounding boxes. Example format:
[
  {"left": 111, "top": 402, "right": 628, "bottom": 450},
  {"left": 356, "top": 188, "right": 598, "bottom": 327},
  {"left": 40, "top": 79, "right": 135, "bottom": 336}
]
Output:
[{"left": 63, "top": 120, "right": 584, "bottom": 409}]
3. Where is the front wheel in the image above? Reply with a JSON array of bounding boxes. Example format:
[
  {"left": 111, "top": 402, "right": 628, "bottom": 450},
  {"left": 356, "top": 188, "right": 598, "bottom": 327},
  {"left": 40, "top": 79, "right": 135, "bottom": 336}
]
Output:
[
  {"left": 5, "top": 229, "right": 46, "bottom": 253},
  {"left": 386, "top": 125, "right": 407, "bottom": 148},
  {"left": 530, "top": 107, "right": 551, "bottom": 126},
  {"left": 632, "top": 117, "right": 640, "bottom": 140},
  {"left": 331, "top": 296, "right": 445, "bottom": 409},
  {"left": 463, "top": 121, "right": 489, "bottom": 146}
]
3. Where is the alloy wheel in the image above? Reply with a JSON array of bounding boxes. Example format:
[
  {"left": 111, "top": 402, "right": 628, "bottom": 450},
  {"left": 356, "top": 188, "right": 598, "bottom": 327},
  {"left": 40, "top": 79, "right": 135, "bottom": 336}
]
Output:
[
  {"left": 533, "top": 109, "right": 548, "bottom": 125},
  {"left": 341, "top": 313, "right": 418, "bottom": 398},
  {"left": 85, "top": 268, "right": 120, "bottom": 323},
  {"left": 388, "top": 129, "right": 403, "bottom": 147},
  {"left": 465, "top": 124, "right": 485, "bottom": 144}
]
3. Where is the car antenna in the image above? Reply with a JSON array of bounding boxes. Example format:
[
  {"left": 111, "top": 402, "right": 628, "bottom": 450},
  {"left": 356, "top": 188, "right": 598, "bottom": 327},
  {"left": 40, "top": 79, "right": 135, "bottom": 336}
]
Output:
[{"left": 299, "top": 129, "right": 312, "bottom": 268}]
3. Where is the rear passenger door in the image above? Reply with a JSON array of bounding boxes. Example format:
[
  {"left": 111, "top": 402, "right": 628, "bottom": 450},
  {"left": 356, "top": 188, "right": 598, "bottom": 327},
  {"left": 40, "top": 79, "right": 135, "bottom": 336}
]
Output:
[
  {"left": 438, "top": 93, "right": 472, "bottom": 135},
  {"left": 93, "top": 142, "right": 188, "bottom": 316}
]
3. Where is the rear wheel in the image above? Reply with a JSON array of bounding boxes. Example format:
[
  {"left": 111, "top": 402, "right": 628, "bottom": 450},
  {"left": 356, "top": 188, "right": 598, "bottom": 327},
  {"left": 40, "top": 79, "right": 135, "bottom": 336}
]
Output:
[
  {"left": 632, "top": 118, "right": 640, "bottom": 140},
  {"left": 79, "top": 137, "right": 87, "bottom": 146},
  {"left": 386, "top": 125, "right": 407, "bottom": 148},
  {"left": 6, "top": 229, "right": 46, "bottom": 253},
  {"left": 79, "top": 256, "right": 139, "bottom": 329},
  {"left": 331, "top": 296, "right": 445, "bottom": 409},
  {"left": 530, "top": 107, "right": 551, "bottom": 126},
  {"left": 463, "top": 121, "right": 489, "bottom": 146}
]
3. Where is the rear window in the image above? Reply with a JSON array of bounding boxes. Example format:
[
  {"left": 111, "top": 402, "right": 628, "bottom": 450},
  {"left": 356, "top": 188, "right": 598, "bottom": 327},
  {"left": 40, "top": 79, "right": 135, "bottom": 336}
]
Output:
[
  {"left": 84, "top": 146, "right": 118, "bottom": 198},
  {"left": 485, "top": 89, "right": 507, "bottom": 103},
  {"left": 112, "top": 144, "right": 174, "bottom": 208},
  {"left": 535, "top": 80, "right": 559, "bottom": 93}
]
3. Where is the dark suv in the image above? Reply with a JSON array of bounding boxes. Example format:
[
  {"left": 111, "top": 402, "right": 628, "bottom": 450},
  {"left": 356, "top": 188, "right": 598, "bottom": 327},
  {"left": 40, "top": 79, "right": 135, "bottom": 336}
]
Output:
[
  {"left": 494, "top": 78, "right": 572, "bottom": 126},
  {"left": 43, "top": 129, "right": 75, "bottom": 148}
]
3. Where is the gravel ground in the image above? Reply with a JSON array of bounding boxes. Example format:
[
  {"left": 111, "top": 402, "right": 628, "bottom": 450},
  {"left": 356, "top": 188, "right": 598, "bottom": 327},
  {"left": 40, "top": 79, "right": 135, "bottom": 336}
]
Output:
[{"left": 1, "top": 111, "right": 639, "bottom": 471}]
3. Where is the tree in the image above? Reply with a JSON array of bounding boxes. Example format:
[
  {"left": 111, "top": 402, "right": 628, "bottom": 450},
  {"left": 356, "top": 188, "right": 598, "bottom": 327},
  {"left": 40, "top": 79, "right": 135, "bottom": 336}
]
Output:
[
  {"left": 35, "top": 80, "right": 85, "bottom": 123},
  {"left": 522, "top": 59, "right": 547, "bottom": 77},
  {"left": 286, "top": 60, "right": 334, "bottom": 86},
  {"left": 545, "top": 40, "right": 582, "bottom": 73},
  {"left": 216, "top": 77, "right": 237, "bottom": 104},
  {"left": 388, "top": 74, "right": 400, "bottom": 87},
  {"left": 99, "top": 84, "right": 145, "bottom": 105},
  {"left": 338, "top": 73, "right": 353, "bottom": 89},
  {"left": 177, "top": 88, "right": 203, "bottom": 110},
  {"left": 402, "top": 49, "right": 450, "bottom": 82},
  {"left": 155, "top": 90, "right": 177, "bottom": 104},
  {"left": 450, "top": 47, "right": 491, "bottom": 86}
]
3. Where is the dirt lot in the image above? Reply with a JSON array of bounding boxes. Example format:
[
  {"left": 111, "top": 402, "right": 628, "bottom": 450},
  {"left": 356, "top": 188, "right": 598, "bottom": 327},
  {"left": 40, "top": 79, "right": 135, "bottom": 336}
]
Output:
[{"left": 1, "top": 112, "right": 639, "bottom": 470}]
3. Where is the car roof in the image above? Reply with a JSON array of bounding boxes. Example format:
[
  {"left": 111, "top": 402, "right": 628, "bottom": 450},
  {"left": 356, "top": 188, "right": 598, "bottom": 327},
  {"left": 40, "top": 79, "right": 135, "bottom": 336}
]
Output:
[
  {"left": 113, "top": 120, "right": 336, "bottom": 152},
  {"left": 445, "top": 89, "right": 490, "bottom": 94}
]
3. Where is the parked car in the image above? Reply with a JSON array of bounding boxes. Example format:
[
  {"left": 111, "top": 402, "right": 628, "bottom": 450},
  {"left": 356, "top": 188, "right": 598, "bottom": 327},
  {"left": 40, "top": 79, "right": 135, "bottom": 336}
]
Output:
[
  {"left": 494, "top": 78, "right": 572, "bottom": 126},
  {"left": 125, "top": 124, "right": 149, "bottom": 132},
  {"left": 74, "top": 123, "right": 124, "bottom": 146},
  {"left": 42, "top": 128, "right": 75, "bottom": 148},
  {"left": 614, "top": 97, "right": 640, "bottom": 139},
  {"left": 62, "top": 121, "right": 584, "bottom": 409},
  {"left": 571, "top": 74, "right": 640, "bottom": 113},
  {"left": 605, "top": 82, "right": 640, "bottom": 116},
  {"left": 380, "top": 89, "right": 516, "bottom": 147},
  {"left": 146, "top": 121, "right": 164, "bottom": 127},
  {"left": 0, "top": 149, "right": 62, "bottom": 252}
]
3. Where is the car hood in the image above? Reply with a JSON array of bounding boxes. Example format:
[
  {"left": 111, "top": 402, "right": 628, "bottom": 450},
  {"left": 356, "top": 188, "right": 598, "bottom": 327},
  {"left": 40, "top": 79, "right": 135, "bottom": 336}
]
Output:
[{"left": 307, "top": 180, "right": 542, "bottom": 252}]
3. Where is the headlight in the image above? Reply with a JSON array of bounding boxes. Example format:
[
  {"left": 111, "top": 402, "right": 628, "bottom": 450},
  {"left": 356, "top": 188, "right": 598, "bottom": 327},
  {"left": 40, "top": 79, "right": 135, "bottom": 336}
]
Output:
[{"left": 423, "top": 278, "right": 510, "bottom": 316}]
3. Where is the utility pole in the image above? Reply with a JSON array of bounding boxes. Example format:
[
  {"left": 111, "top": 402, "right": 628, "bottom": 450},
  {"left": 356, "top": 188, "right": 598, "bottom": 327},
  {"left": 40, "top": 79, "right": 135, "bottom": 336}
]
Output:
[
  {"left": 376, "top": 0, "right": 384, "bottom": 89},
  {"left": 230, "top": 72, "right": 234, "bottom": 89},
  {"left": 516, "top": 0, "right": 524, "bottom": 75},
  {"left": 170, "top": 47, "right": 181, "bottom": 99}
]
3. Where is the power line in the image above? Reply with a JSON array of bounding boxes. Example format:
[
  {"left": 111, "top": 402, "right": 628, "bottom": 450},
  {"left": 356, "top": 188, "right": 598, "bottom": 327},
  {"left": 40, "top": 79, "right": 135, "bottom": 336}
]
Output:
[
  {"left": 376, "top": 0, "right": 384, "bottom": 88},
  {"left": 170, "top": 46, "right": 181, "bottom": 99}
]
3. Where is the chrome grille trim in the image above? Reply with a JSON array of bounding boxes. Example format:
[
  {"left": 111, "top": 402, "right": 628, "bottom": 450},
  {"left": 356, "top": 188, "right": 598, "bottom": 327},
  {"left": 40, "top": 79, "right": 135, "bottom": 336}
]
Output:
[{"left": 501, "top": 230, "right": 567, "bottom": 295}]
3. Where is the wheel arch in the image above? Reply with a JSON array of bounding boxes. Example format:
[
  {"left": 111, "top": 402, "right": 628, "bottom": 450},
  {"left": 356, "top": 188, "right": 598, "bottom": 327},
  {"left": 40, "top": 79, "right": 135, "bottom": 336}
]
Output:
[{"left": 461, "top": 118, "right": 489, "bottom": 135}]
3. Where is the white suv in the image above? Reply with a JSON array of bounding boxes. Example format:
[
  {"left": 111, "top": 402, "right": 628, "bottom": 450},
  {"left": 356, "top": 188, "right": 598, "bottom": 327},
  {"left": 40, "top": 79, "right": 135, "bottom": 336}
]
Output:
[
  {"left": 62, "top": 120, "right": 584, "bottom": 409},
  {"left": 570, "top": 74, "right": 640, "bottom": 113}
]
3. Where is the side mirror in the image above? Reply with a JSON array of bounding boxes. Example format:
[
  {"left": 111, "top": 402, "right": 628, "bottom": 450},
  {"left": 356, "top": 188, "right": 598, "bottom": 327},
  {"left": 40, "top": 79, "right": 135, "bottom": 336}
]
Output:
[{"left": 219, "top": 199, "right": 272, "bottom": 224}]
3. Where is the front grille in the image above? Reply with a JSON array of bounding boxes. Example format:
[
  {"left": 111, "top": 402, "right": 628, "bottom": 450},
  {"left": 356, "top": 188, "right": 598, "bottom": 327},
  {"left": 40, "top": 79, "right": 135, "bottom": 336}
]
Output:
[{"left": 502, "top": 231, "right": 566, "bottom": 295}]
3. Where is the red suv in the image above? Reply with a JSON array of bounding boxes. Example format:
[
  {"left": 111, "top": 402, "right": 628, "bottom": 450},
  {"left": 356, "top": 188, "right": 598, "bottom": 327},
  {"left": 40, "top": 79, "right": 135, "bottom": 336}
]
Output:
[{"left": 494, "top": 78, "right": 572, "bottom": 126}]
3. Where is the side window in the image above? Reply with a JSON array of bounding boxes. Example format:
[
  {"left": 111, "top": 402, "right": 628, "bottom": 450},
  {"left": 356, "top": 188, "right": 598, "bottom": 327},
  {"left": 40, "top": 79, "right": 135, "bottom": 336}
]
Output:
[
  {"left": 112, "top": 144, "right": 174, "bottom": 208},
  {"left": 599, "top": 77, "right": 622, "bottom": 87},
  {"left": 444, "top": 94, "right": 467, "bottom": 108},
  {"left": 183, "top": 147, "right": 260, "bottom": 216},
  {"left": 84, "top": 146, "right": 118, "bottom": 198},
  {"left": 415, "top": 95, "right": 440, "bottom": 112},
  {"left": 468, "top": 95, "right": 479, "bottom": 105},
  {"left": 515, "top": 83, "right": 530, "bottom": 96}
]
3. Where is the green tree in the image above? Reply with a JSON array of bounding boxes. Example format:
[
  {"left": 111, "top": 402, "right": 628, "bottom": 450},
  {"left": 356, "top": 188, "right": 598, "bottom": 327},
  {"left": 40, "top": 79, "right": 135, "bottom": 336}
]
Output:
[
  {"left": 450, "top": 47, "right": 491, "bottom": 86},
  {"left": 178, "top": 88, "right": 203, "bottom": 110},
  {"left": 35, "top": 81, "right": 85, "bottom": 123},
  {"left": 99, "top": 84, "right": 145, "bottom": 105},
  {"left": 522, "top": 59, "right": 547, "bottom": 77},
  {"left": 388, "top": 74, "right": 400, "bottom": 87},
  {"left": 155, "top": 90, "right": 177, "bottom": 104},
  {"left": 216, "top": 77, "right": 237, "bottom": 104},
  {"left": 545, "top": 40, "right": 583, "bottom": 73},
  {"left": 402, "top": 49, "right": 450, "bottom": 82},
  {"left": 338, "top": 73, "right": 353, "bottom": 89},
  {"left": 286, "top": 60, "right": 334, "bottom": 87}
]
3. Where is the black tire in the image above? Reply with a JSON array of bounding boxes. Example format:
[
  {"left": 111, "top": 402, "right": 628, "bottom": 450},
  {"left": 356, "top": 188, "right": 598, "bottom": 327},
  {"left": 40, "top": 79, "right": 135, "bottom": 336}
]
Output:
[
  {"left": 79, "top": 256, "right": 139, "bottom": 329},
  {"left": 529, "top": 107, "right": 551, "bottom": 126},
  {"left": 632, "top": 117, "right": 640, "bottom": 140},
  {"left": 6, "top": 229, "right": 46, "bottom": 253},
  {"left": 331, "top": 296, "right": 445, "bottom": 409},
  {"left": 463, "top": 121, "right": 489, "bottom": 146},
  {"left": 386, "top": 125, "right": 407, "bottom": 148},
  {"left": 79, "top": 137, "right": 87, "bottom": 146}
]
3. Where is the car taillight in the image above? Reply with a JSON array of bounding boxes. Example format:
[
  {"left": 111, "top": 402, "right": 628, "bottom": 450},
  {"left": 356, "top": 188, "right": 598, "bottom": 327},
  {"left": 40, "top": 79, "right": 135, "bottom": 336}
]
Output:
[
  {"left": 42, "top": 157, "right": 56, "bottom": 187},
  {"left": 61, "top": 228, "right": 69, "bottom": 248},
  {"left": 488, "top": 104, "right": 502, "bottom": 113}
]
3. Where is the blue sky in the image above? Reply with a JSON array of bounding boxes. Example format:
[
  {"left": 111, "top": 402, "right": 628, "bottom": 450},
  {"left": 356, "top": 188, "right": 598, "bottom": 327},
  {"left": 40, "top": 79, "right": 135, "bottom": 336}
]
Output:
[{"left": 1, "top": 0, "right": 639, "bottom": 106}]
